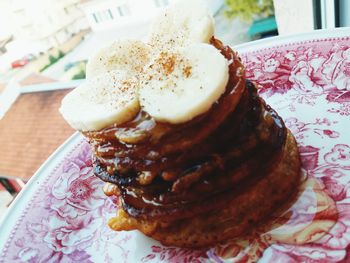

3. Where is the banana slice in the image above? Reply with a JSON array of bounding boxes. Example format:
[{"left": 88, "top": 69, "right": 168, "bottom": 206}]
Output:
[
  {"left": 139, "top": 43, "right": 229, "bottom": 124},
  {"left": 60, "top": 70, "right": 139, "bottom": 131},
  {"left": 86, "top": 40, "right": 151, "bottom": 79},
  {"left": 148, "top": 0, "right": 214, "bottom": 49}
]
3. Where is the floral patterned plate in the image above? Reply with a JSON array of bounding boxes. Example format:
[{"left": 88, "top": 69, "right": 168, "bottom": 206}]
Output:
[{"left": 1, "top": 28, "right": 350, "bottom": 263}]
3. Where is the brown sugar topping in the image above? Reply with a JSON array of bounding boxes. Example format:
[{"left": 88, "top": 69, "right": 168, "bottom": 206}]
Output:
[
  {"left": 145, "top": 50, "right": 193, "bottom": 84},
  {"left": 156, "top": 51, "right": 176, "bottom": 76},
  {"left": 182, "top": 65, "right": 192, "bottom": 78}
]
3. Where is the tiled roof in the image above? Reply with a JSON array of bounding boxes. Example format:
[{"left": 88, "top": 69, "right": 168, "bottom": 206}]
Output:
[
  {"left": 0, "top": 89, "right": 74, "bottom": 180},
  {"left": 19, "top": 73, "right": 56, "bottom": 86}
]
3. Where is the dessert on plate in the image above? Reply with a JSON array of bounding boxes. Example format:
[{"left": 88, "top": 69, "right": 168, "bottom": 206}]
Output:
[{"left": 60, "top": 0, "right": 301, "bottom": 248}]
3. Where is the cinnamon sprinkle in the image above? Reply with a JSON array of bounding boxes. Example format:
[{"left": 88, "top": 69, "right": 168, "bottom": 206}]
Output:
[
  {"left": 156, "top": 51, "right": 176, "bottom": 76},
  {"left": 182, "top": 65, "right": 192, "bottom": 78}
]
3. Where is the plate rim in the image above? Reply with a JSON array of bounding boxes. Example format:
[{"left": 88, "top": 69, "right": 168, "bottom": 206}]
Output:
[
  {"left": 1, "top": 27, "right": 350, "bottom": 260},
  {"left": 0, "top": 132, "right": 83, "bottom": 252},
  {"left": 234, "top": 27, "right": 350, "bottom": 54}
]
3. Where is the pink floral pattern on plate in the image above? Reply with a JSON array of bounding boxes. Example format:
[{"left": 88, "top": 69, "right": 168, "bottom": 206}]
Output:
[
  {"left": 1, "top": 33, "right": 350, "bottom": 263},
  {"left": 208, "top": 35, "right": 350, "bottom": 262},
  {"left": 0, "top": 142, "right": 205, "bottom": 263}
]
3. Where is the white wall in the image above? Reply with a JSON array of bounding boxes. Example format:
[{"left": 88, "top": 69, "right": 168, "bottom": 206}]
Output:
[
  {"left": 203, "top": 0, "right": 224, "bottom": 15},
  {"left": 81, "top": 0, "right": 173, "bottom": 32},
  {"left": 0, "top": 0, "right": 13, "bottom": 40},
  {"left": 273, "top": 0, "right": 315, "bottom": 35}
]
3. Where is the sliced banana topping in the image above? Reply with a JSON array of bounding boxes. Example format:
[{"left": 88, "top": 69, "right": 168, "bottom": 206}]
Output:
[
  {"left": 139, "top": 43, "right": 229, "bottom": 124},
  {"left": 86, "top": 40, "right": 151, "bottom": 79},
  {"left": 60, "top": 0, "right": 229, "bottom": 131},
  {"left": 148, "top": 0, "right": 214, "bottom": 49},
  {"left": 60, "top": 70, "right": 140, "bottom": 131}
]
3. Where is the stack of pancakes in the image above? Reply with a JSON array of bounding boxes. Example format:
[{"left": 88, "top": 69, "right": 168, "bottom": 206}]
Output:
[{"left": 84, "top": 38, "right": 301, "bottom": 248}]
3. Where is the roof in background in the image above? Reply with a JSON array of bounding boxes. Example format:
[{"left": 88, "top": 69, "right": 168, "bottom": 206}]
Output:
[
  {"left": 0, "top": 87, "right": 74, "bottom": 180},
  {"left": 19, "top": 73, "right": 56, "bottom": 86}
]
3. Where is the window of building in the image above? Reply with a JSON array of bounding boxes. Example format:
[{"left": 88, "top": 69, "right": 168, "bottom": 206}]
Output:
[
  {"left": 107, "top": 9, "right": 114, "bottom": 19},
  {"left": 92, "top": 13, "right": 99, "bottom": 23},
  {"left": 116, "top": 4, "right": 130, "bottom": 17},
  {"left": 154, "top": 0, "right": 169, "bottom": 8},
  {"left": 96, "top": 12, "right": 103, "bottom": 23},
  {"left": 117, "top": 6, "right": 123, "bottom": 16},
  {"left": 92, "top": 9, "right": 117, "bottom": 23}
]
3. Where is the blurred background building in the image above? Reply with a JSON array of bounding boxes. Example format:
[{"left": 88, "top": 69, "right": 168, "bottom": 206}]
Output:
[
  {"left": 81, "top": 0, "right": 168, "bottom": 32},
  {"left": 0, "top": 0, "right": 89, "bottom": 72}
]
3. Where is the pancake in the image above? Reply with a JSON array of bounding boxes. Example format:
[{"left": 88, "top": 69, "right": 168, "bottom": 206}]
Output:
[
  {"left": 59, "top": 0, "right": 302, "bottom": 249},
  {"left": 93, "top": 83, "right": 287, "bottom": 222},
  {"left": 63, "top": 25, "right": 304, "bottom": 252},
  {"left": 81, "top": 37, "right": 302, "bottom": 248},
  {"left": 108, "top": 130, "right": 300, "bottom": 248}
]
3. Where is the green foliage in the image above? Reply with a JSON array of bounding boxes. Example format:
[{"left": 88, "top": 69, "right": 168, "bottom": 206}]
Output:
[
  {"left": 72, "top": 69, "right": 86, "bottom": 80},
  {"left": 57, "top": 50, "right": 65, "bottom": 58},
  {"left": 48, "top": 54, "right": 57, "bottom": 64},
  {"left": 39, "top": 50, "right": 65, "bottom": 72},
  {"left": 224, "top": 0, "right": 274, "bottom": 22},
  {"left": 39, "top": 64, "right": 51, "bottom": 72}
]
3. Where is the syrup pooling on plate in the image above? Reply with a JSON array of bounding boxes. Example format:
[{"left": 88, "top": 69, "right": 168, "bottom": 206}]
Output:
[{"left": 212, "top": 175, "right": 338, "bottom": 261}]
